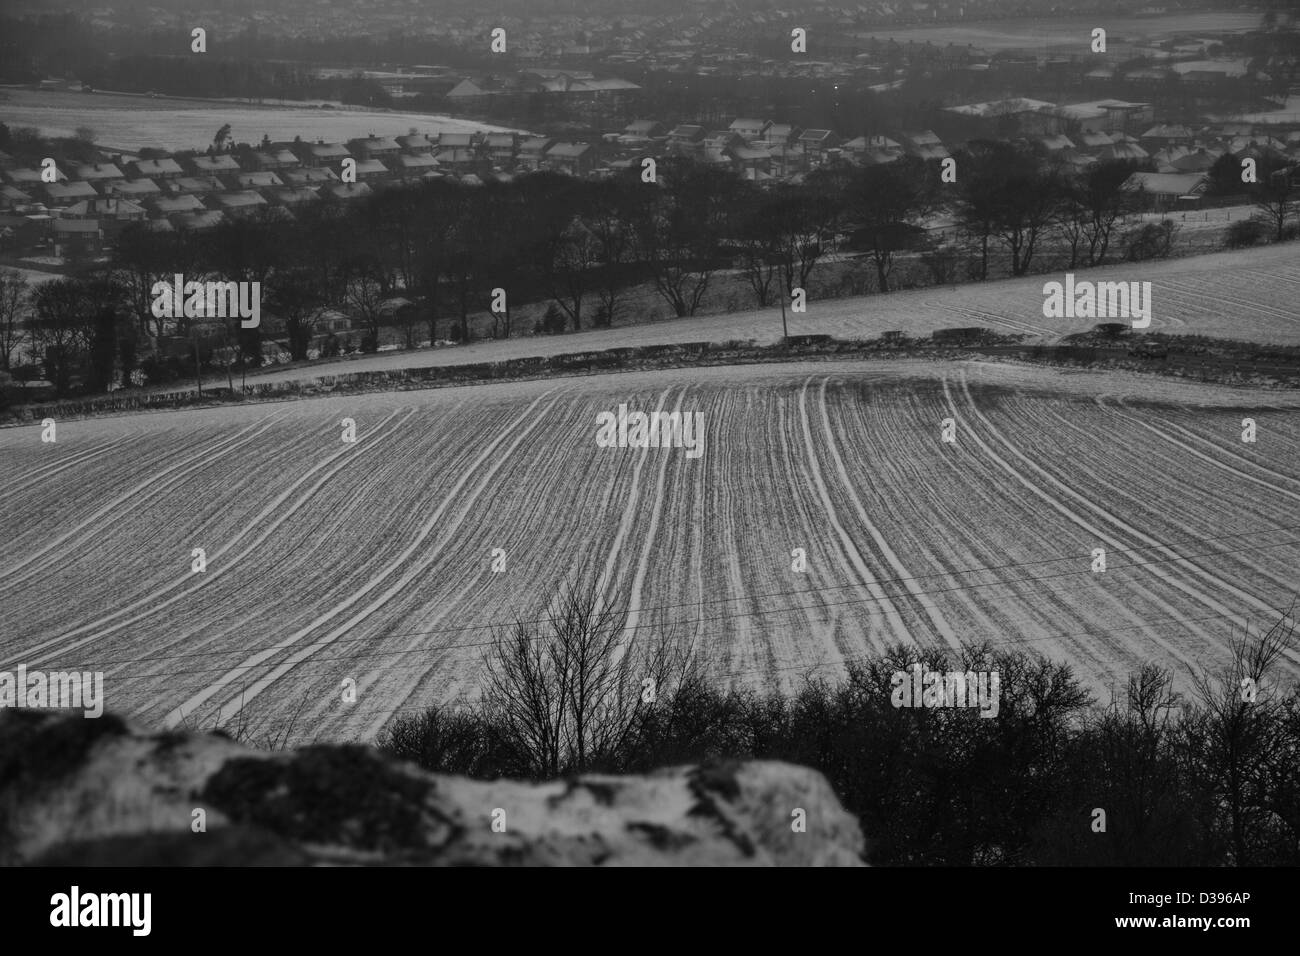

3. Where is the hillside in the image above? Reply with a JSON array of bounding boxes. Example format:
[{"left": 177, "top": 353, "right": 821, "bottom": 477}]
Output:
[{"left": 3, "top": 358, "right": 1297, "bottom": 745}]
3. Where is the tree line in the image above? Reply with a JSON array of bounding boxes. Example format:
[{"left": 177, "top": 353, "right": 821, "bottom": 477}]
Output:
[
  {"left": 6, "top": 139, "right": 1295, "bottom": 399},
  {"left": 378, "top": 580, "right": 1300, "bottom": 866}
]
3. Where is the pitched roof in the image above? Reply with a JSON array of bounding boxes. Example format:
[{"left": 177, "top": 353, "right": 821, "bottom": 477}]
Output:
[
  {"left": 130, "top": 158, "right": 183, "bottom": 177},
  {"left": 73, "top": 163, "right": 125, "bottom": 180},
  {"left": 191, "top": 154, "right": 242, "bottom": 173}
]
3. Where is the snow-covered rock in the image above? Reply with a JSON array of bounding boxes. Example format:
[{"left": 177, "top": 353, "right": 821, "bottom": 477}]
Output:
[{"left": 0, "top": 711, "right": 865, "bottom": 866}]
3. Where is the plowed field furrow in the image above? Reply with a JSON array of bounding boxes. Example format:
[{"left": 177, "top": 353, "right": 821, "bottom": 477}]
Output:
[{"left": 4, "top": 359, "right": 1298, "bottom": 744}]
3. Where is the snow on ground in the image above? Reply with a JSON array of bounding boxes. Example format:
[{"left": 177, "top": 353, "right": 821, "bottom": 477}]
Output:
[
  {"left": 219, "top": 242, "right": 1300, "bottom": 392},
  {"left": 0, "top": 88, "right": 520, "bottom": 153},
  {"left": 3, "top": 358, "right": 1297, "bottom": 745}
]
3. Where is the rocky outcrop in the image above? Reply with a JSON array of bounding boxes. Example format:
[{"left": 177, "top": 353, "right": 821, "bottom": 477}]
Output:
[{"left": 0, "top": 711, "right": 866, "bottom": 866}]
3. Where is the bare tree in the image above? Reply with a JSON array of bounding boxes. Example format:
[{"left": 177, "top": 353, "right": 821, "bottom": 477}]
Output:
[
  {"left": 482, "top": 579, "right": 703, "bottom": 777},
  {"left": 0, "top": 269, "right": 28, "bottom": 370},
  {"left": 1185, "top": 607, "right": 1298, "bottom": 865}
]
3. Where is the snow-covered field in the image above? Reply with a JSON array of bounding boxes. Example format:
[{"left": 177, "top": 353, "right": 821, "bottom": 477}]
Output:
[
  {"left": 0, "top": 88, "right": 519, "bottom": 153},
  {"left": 3, "top": 359, "right": 1298, "bottom": 745},
  {"left": 218, "top": 242, "right": 1300, "bottom": 392}
]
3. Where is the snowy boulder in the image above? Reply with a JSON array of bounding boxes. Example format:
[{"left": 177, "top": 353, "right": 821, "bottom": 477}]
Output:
[{"left": 0, "top": 710, "right": 865, "bottom": 866}]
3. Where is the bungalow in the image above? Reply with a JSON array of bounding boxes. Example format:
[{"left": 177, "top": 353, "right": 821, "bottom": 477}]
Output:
[
  {"left": 128, "top": 158, "right": 183, "bottom": 179},
  {"left": 295, "top": 141, "right": 352, "bottom": 168},
  {"left": 283, "top": 167, "right": 339, "bottom": 187},
  {"left": 189, "top": 154, "right": 242, "bottom": 176},
  {"left": 234, "top": 171, "right": 285, "bottom": 190},
  {"left": 249, "top": 148, "right": 300, "bottom": 171},
  {"left": 62, "top": 197, "right": 147, "bottom": 222},
  {"left": 44, "top": 181, "right": 99, "bottom": 204},
  {"left": 546, "top": 142, "right": 595, "bottom": 177},
  {"left": 106, "top": 179, "right": 163, "bottom": 201},
  {"left": 73, "top": 163, "right": 126, "bottom": 184},
  {"left": 349, "top": 158, "right": 391, "bottom": 182},
  {"left": 392, "top": 154, "right": 441, "bottom": 179},
  {"left": 5, "top": 167, "right": 62, "bottom": 186},
  {"left": 169, "top": 175, "right": 224, "bottom": 196},
  {"left": 151, "top": 194, "right": 207, "bottom": 216},
  {"left": 208, "top": 189, "right": 268, "bottom": 217},
  {"left": 347, "top": 136, "right": 401, "bottom": 160},
  {"left": 396, "top": 133, "right": 437, "bottom": 154},
  {"left": 1124, "top": 171, "right": 1209, "bottom": 210}
]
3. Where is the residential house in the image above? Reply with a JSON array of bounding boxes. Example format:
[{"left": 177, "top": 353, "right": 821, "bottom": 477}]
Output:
[
  {"left": 128, "top": 158, "right": 183, "bottom": 180},
  {"left": 73, "top": 163, "right": 126, "bottom": 186},
  {"left": 234, "top": 171, "right": 285, "bottom": 190},
  {"left": 52, "top": 219, "right": 102, "bottom": 257},
  {"left": 1124, "top": 171, "right": 1209, "bottom": 210},
  {"left": 347, "top": 136, "right": 401, "bottom": 161},
  {"left": 249, "top": 148, "right": 300, "bottom": 171},
  {"left": 484, "top": 132, "right": 518, "bottom": 166},
  {"left": 208, "top": 189, "right": 268, "bottom": 217},
  {"left": 169, "top": 175, "right": 224, "bottom": 196},
  {"left": 294, "top": 141, "right": 352, "bottom": 169},
  {"left": 763, "top": 123, "right": 802, "bottom": 147},
  {"left": 106, "top": 179, "right": 163, "bottom": 201},
  {"left": 667, "top": 125, "right": 707, "bottom": 156},
  {"left": 797, "top": 129, "right": 840, "bottom": 165},
  {"left": 729, "top": 118, "right": 772, "bottom": 141},
  {"left": 396, "top": 133, "right": 437, "bottom": 154},
  {"left": 392, "top": 154, "right": 441, "bottom": 180},
  {"left": 43, "top": 181, "right": 99, "bottom": 204},
  {"left": 517, "top": 136, "right": 554, "bottom": 171},
  {"left": 546, "top": 142, "right": 596, "bottom": 177},
  {"left": 62, "top": 197, "right": 147, "bottom": 223},
  {"left": 189, "top": 154, "right": 242, "bottom": 176},
  {"left": 284, "top": 167, "right": 339, "bottom": 187}
]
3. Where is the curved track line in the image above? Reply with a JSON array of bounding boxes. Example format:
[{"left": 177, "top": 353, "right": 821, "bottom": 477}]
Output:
[
  {"left": 951, "top": 371, "right": 1300, "bottom": 670},
  {"left": 798, "top": 376, "right": 911, "bottom": 647},
  {"left": 815, "top": 377, "right": 960, "bottom": 649},
  {"left": 182, "top": 391, "right": 561, "bottom": 729},
  {"left": 14, "top": 408, "right": 413, "bottom": 665},
  {"left": 0, "top": 414, "right": 283, "bottom": 589}
]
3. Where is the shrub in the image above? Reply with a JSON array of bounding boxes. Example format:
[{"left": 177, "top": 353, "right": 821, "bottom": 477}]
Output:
[
  {"left": 1123, "top": 220, "right": 1178, "bottom": 261},
  {"left": 1226, "top": 219, "right": 1265, "bottom": 249}
]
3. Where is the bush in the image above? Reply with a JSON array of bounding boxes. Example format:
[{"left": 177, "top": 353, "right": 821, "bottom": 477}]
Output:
[
  {"left": 1226, "top": 219, "right": 1265, "bottom": 249},
  {"left": 1123, "top": 220, "right": 1178, "bottom": 261},
  {"left": 541, "top": 302, "right": 566, "bottom": 335},
  {"left": 375, "top": 581, "right": 1300, "bottom": 866}
]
